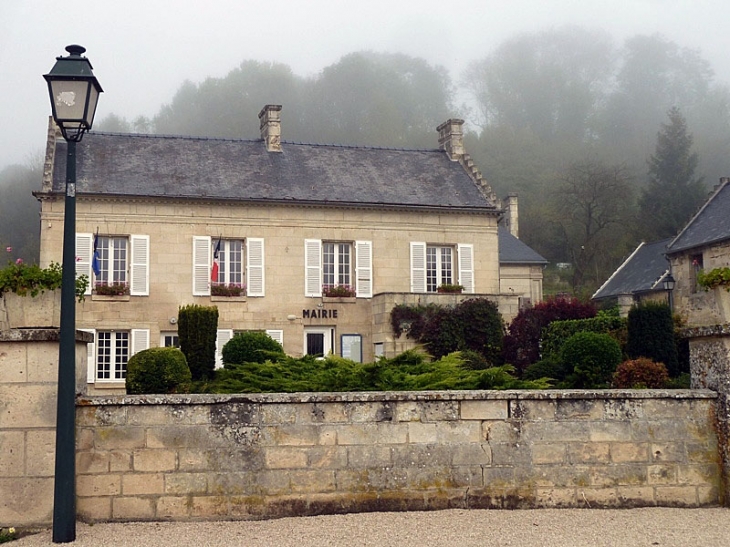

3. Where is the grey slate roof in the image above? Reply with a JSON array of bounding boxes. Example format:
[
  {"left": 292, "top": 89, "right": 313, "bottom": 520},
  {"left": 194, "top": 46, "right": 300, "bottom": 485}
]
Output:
[
  {"left": 498, "top": 227, "right": 548, "bottom": 265},
  {"left": 49, "top": 132, "right": 497, "bottom": 212},
  {"left": 666, "top": 179, "right": 730, "bottom": 254},
  {"left": 592, "top": 238, "right": 672, "bottom": 300}
]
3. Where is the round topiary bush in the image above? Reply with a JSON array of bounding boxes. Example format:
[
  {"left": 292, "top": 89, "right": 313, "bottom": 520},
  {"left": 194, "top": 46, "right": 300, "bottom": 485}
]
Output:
[
  {"left": 126, "top": 347, "right": 192, "bottom": 394},
  {"left": 560, "top": 331, "right": 622, "bottom": 388},
  {"left": 222, "top": 331, "right": 285, "bottom": 366},
  {"left": 613, "top": 358, "right": 669, "bottom": 389}
]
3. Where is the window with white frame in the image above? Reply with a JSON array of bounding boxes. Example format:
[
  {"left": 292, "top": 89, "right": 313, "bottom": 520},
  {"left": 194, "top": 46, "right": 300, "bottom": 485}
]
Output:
[
  {"left": 161, "top": 332, "right": 179, "bottom": 348},
  {"left": 76, "top": 233, "right": 149, "bottom": 296},
  {"left": 84, "top": 329, "right": 149, "bottom": 383},
  {"left": 305, "top": 239, "right": 372, "bottom": 297},
  {"left": 411, "top": 242, "right": 474, "bottom": 293},
  {"left": 193, "top": 236, "right": 265, "bottom": 297}
]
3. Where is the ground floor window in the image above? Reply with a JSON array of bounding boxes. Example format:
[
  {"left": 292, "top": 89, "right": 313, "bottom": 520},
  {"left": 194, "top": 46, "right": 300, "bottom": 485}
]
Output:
[
  {"left": 97, "top": 331, "right": 129, "bottom": 380},
  {"left": 161, "top": 332, "right": 179, "bottom": 348}
]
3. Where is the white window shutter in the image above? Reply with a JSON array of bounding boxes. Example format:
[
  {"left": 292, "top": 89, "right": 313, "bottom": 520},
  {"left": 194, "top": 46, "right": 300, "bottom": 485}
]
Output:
[
  {"left": 81, "top": 329, "right": 96, "bottom": 383},
  {"left": 131, "top": 329, "right": 150, "bottom": 356},
  {"left": 458, "top": 243, "right": 475, "bottom": 294},
  {"left": 192, "top": 236, "right": 211, "bottom": 296},
  {"left": 266, "top": 329, "right": 284, "bottom": 347},
  {"left": 215, "top": 329, "right": 234, "bottom": 369},
  {"left": 410, "top": 242, "right": 427, "bottom": 293},
  {"left": 355, "top": 240, "right": 373, "bottom": 298},
  {"left": 304, "top": 239, "right": 322, "bottom": 297},
  {"left": 247, "top": 238, "right": 265, "bottom": 297},
  {"left": 130, "top": 234, "right": 150, "bottom": 296},
  {"left": 76, "top": 233, "right": 93, "bottom": 295}
]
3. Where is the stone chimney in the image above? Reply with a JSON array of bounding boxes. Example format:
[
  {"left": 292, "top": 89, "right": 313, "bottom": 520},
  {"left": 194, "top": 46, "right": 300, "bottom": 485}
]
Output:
[
  {"left": 502, "top": 193, "right": 519, "bottom": 238},
  {"left": 258, "top": 105, "right": 282, "bottom": 152},
  {"left": 437, "top": 119, "right": 465, "bottom": 160}
]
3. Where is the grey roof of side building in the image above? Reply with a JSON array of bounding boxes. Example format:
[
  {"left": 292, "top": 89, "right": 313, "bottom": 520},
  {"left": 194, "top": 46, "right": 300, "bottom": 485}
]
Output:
[
  {"left": 666, "top": 178, "right": 730, "bottom": 254},
  {"left": 498, "top": 227, "right": 548, "bottom": 265},
  {"left": 48, "top": 132, "right": 498, "bottom": 212},
  {"left": 592, "top": 238, "right": 672, "bottom": 300}
]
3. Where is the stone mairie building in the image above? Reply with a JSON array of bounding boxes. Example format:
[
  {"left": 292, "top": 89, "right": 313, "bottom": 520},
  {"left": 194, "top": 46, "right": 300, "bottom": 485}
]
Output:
[{"left": 36, "top": 105, "right": 546, "bottom": 393}]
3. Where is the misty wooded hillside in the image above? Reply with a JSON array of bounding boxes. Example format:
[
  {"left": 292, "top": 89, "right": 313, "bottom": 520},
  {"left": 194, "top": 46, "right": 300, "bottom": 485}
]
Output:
[{"left": 3, "top": 28, "right": 729, "bottom": 297}]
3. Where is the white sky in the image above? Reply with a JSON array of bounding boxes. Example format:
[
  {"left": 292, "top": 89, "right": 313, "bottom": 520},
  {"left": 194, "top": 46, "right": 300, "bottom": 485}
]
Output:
[{"left": 1, "top": 0, "right": 730, "bottom": 170}]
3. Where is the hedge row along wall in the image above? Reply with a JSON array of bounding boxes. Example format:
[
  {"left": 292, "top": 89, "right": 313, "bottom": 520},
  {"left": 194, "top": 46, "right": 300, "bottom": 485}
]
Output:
[{"left": 73, "top": 390, "right": 721, "bottom": 522}]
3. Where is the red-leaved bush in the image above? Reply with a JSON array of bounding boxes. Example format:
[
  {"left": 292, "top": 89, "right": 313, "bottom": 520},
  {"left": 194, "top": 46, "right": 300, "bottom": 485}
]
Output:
[
  {"left": 612, "top": 358, "right": 669, "bottom": 389},
  {"left": 502, "top": 296, "right": 596, "bottom": 375}
]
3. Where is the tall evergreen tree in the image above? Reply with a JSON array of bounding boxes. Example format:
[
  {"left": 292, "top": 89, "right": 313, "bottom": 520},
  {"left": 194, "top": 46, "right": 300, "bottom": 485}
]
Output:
[{"left": 637, "top": 107, "right": 706, "bottom": 240}]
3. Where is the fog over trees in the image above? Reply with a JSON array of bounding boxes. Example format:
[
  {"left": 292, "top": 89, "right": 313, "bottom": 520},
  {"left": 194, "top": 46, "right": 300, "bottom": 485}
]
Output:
[{"left": 4, "top": 27, "right": 729, "bottom": 296}]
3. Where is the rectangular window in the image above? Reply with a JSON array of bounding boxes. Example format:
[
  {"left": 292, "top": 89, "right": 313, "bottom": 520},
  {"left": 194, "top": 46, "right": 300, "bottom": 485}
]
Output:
[
  {"left": 213, "top": 239, "right": 244, "bottom": 288},
  {"left": 161, "top": 333, "right": 179, "bottom": 348},
  {"left": 96, "top": 331, "right": 129, "bottom": 381},
  {"left": 97, "top": 236, "right": 128, "bottom": 286},
  {"left": 426, "top": 246, "right": 454, "bottom": 292},
  {"left": 323, "top": 242, "right": 352, "bottom": 289},
  {"left": 690, "top": 253, "right": 703, "bottom": 293}
]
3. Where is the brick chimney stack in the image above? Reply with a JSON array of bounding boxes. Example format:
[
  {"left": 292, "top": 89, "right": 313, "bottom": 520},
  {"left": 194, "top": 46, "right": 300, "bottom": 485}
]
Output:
[
  {"left": 502, "top": 193, "right": 519, "bottom": 238},
  {"left": 437, "top": 119, "right": 465, "bottom": 161},
  {"left": 259, "top": 105, "right": 282, "bottom": 152}
]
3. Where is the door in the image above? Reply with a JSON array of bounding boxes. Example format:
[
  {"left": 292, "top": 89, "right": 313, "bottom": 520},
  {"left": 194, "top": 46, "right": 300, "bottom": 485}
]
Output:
[{"left": 304, "top": 327, "right": 334, "bottom": 357}]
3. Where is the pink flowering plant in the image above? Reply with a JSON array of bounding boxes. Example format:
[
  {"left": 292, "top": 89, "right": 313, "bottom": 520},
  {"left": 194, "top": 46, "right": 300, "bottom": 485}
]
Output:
[
  {"left": 323, "top": 284, "right": 356, "bottom": 297},
  {"left": 93, "top": 281, "right": 130, "bottom": 296}
]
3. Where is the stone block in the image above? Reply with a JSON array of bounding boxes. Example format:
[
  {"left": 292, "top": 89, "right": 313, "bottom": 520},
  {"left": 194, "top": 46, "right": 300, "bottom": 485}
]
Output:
[
  {"left": 588, "top": 421, "right": 632, "bottom": 442},
  {"left": 77, "top": 451, "right": 110, "bottom": 475},
  {"left": 260, "top": 424, "right": 319, "bottom": 446},
  {"left": 491, "top": 443, "right": 532, "bottom": 466},
  {"left": 531, "top": 443, "right": 565, "bottom": 465},
  {"left": 408, "top": 422, "right": 437, "bottom": 444},
  {"left": 648, "top": 464, "right": 678, "bottom": 485},
  {"left": 616, "top": 486, "right": 656, "bottom": 506},
  {"left": 521, "top": 421, "right": 589, "bottom": 443},
  {"left": 0, "top": 477, "right": 54, "bottom": 526},
  {"left": 26, "top": 343, "right": 58, "bottom": 383},
  {"left": 678, "top": 464, "right": 720, "bottom": 486},
  {"left": 76, "top": 428, "right": 94, "bottom": 450},
  {"left": 164, "top": 472, "right": 208, "bottom": 495},
  {"left": 0, "top": 384, "right": 56, "bottom": 428},
  {"left": 392, "top": 443, "right": 452, "bottom": 468},
  {"left": 555, "top": 399, "right": 604, "bottom": 421},
  {"left": 510, "top": 400, "right": 555, "bottom": 421},
  {"left": 112, "top": 496, "right": 156, "bottom": 519},
  {"left": 94, "top": 427, "right": 145, "bottom": 450},
  {"left": 0, "top": 430, "right": 24, "bottom": 477},
  {"left": 610, "top": 442, "right": 650, "bottom": 463},
  {"left": 77, "top": 474, "right": 121, "bottom": 497},
  {"left": 307, "top": 446, "right": 348, "bottom": 469},
  {"left": 77, "top": 496, "right": 112, "bottom": 522},
  {"left": 697, "top": 485, "right": 721, "bottom": 505},
  {"left": 604, "top": 399, "right": 645, "bottom": 420},
  {"left": 482, "top": 466, "right": 515, "bottom": 489},
  {"left": 132, "top": 449, "right": 176, "bottom": 472},
  {"left": 419, "top": 401, "right": 459, "bottom": 422},
  {"left": 651, "top": 442, "right": 687, "bottom": 463},
  {"left": 264, "top": 447, "right": 308, "bottom": 469},
  {"left": 0, "top": 344, "right": 27, "bottom": 382},
  {"left": 122, "top": 473, "right": 164, "bottom": 495},
  {"left": 177, "top": 448, "right": 208, "bottom": 471},
  {"left": 288, "top": 469, "right": 336, "bottom": 493},
  {"left": 654, "top": 485, "right": 698, "bottom": 506},
  {"left": 536, "top": 487, "right": 576, "bottom": 507},
  {"left": 451, "top": 443, "right": 491, "bottom": 465},
  {"left": 347, "top": 445, "right": 393, "bottom": 468},
  {"left": 109, "top": 450, "right": 132, "bottom": 472},
  {"left": 347, "top": 401, "right": 397, "bottom": 423},
  {"left": 460, "top": 400, "right": 508, "bottom": 420},
  {"left": 579, "top": 487, "right": 619, "bottom": 507},
  {"left": 566, "top": 442, "right": 610, "bottom": 464},
  {"left": 190, "top": 495, "right": 229, "bottom": 517},
  {"left": 146, "top": 425, "right": 223, "bottom": 449},
  {"left": 156, "top": 496, "right": 191, "bottom": 519},
  {"left": 483, "top": 421, "right": 519, "bottom": 443}
]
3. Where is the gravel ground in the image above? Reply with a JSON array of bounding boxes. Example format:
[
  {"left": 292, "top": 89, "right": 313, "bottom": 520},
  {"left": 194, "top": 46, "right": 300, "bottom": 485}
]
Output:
[{"left": 13, "top": 508, "right": 730, "bottom": 547}]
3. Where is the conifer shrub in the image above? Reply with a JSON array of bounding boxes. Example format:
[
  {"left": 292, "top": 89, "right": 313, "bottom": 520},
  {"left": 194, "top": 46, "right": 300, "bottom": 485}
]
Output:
[
  {"left": 613, "top": 358, "right": 669, "bottom": 389},
  {"left": 626, "top": 302, "right": 679, "bottom": 376},
  {"left": 178, "top": 304, "right": 219, "bottom": 381},
  {"left": 560, "top": 331, "right": 622, "bottom": 388},
  {"left": 522, "top": 355, "right": 565, "bottom": 384},
  {"left": 502, "top": 296, "right": 596, "bottom": 374},
  {"left": 222, "top": 330, "right": 285, "bottom": 366},
  {"left": 126, "top": 347, "right": 192, "bottom": 394}
]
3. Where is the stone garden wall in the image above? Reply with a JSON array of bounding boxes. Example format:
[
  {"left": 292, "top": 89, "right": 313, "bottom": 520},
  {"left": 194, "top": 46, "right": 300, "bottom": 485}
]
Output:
[{"left": 73, "top": 389, "right": 721, "bottom": 522}]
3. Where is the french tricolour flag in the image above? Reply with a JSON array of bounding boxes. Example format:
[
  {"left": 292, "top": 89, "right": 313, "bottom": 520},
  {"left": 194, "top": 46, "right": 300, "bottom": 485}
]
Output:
[{"left": 211, "top": 239, "right": 221, "bottom": 282}]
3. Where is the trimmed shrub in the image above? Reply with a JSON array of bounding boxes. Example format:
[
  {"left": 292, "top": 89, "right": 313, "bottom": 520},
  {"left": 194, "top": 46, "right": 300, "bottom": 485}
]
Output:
[
  {"left": 613, "top": 358, "right": 669, "bottom": 389},
  {"left": 502, "top": 296, "right": 596, "bottom": 374},
  {"left": 560, "top": 331, "right": 622, "bottom": 388},
  {"left": 222, "top": 331, "right": 285, "bottom": 366},
  {"left": 522, "top": 355, "right": 566, "bottom": 383},
  {"left": 626, "top": 302, "right": 679, "bottom": 376},
  {"left": 541, "top": 310, "right": 627, "bottom": 359},
  {"left": 126, "top": 347, "right": 192, "bottom": 394},
  {"left": 178, "top": 304, "right": 219, "bottom": 381}
]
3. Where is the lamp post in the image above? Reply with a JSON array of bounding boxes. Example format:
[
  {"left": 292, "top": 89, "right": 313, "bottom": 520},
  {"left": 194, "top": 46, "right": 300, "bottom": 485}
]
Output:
[
  {"left": 44, "top": 45, "right": 102, "bottom": 544},
  {"left": 663, "top": 272, "right": 676, "bottom": 312}
]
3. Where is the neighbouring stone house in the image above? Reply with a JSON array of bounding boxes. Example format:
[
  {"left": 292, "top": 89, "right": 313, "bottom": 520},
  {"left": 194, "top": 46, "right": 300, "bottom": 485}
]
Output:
[
  {"left": 665, "top": 178, "right": 730, "bottom": 326},
  {"left": 591, "top": 238, "right": 673, "bottom": 316},
  {"left": 36, "top": 106, "right": 545, "bottom": 393}
]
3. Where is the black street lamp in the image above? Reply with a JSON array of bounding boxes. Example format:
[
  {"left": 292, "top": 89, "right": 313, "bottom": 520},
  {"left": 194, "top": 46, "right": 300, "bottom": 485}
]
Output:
[
  {"left": 663, "top": 272, "right": 676, "bottom": 311},
  {"left": 44, "top": 45, "right": 102, "bottom": 544}
]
